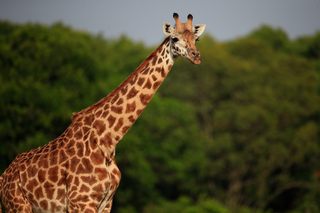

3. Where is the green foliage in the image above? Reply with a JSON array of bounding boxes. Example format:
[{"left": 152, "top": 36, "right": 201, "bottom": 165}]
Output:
[
  {"left": 0, "top": 21, "right": 319, "bottom": 213},
  {"left": 144, "top": 197, "right": 230, "bottom": 213},
  {"left": 143, "top": 196, "right": 266, "bottom": 213},
  {"left": 248, "top": 25, "right": 289, "bottom": 50}
]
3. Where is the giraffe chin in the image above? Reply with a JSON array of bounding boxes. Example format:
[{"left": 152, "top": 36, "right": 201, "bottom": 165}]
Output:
[{"left": 191, "top": 58, "right": 201, "bottom": 65}]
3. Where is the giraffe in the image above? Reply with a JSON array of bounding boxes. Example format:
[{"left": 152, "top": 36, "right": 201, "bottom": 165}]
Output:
[{"left": 0, "top": 13, "right": 206, "bottom": 213}]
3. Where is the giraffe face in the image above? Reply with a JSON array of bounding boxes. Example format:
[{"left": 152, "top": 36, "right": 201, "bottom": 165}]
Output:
[{"left": 163, "top": 13, "right": 206, "bottom": 64}]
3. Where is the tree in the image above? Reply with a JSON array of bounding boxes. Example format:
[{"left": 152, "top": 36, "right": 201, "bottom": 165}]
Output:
[{"left": 1, "top": 21, "right": 319, "bottom": 213}]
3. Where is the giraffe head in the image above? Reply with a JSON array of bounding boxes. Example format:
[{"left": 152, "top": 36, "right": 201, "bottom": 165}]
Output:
[{"left": 163, "top": 13, "right": 206, "bottom": 64}]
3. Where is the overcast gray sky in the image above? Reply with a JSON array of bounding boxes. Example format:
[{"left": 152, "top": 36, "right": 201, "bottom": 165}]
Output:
[{"left": 1, "top": 0, "right": 320, "bottom": 45}]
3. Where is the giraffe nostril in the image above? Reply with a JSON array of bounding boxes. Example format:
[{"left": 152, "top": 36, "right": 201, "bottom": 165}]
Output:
[{"left": 191, "top": 51, "right": 200, "bottom": 58}]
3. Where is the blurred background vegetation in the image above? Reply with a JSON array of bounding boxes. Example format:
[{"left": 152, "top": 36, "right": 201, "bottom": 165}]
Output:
[{"left": 0, "top": 21, "right": 319, "bottom": 212}]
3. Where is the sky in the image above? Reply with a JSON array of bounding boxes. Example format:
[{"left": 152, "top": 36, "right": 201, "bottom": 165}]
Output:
[{"left": 1, "top": 0, "right": 320, "bottom": 45}]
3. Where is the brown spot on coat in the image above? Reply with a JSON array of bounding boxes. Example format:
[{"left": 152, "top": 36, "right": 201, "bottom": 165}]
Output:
[
  {"left": 95, "top": 168, "right": 108, "bottom": 181},
  {"left": 107, "top": 115, "right": 116, "bottom": 128},
  {"left": 40, "top": 200, "right": 48, "bottom": 210},
  {"left": 121, "top": 86, "right": 128, "bottom": 95},
  {"left": 152, "top": 75, "right": 157, "bottom": 81},
  {"left": 38, "top": 169, "right": 46, "bottom": 182},
  {"left": 143, "top": 79, "right": 152, "bottom": 89},
  {"left": 153, "top": 81, "right": 162, "bottom": 90},
  {"left": 34, "top": 186, "right": 44, "bottom": 200},
  {"left": 161, "top": 67, "right": 166, "bottom": 77},
  {"left": 104, "top": 104, "right": 110, "bottom": 110},
  {"left": 155, "top": 67, "right": 161, "bottom": 73},
  {"left": 68, "top": 139, "right": 76, "bottom": 148},
  {"left": 100, "top": 132, "right": 113, "bottom": 148},
  {"left": 59, "top": 150, "right": 68, "bottom": 164},
  {"left": 127, "top": 87, "right": 138, "bottom": 99},
  {"left": 48, "top": 166, "right": 59, "bottom": 183},
  {"left": 74, "top": 129, "right": 83, "bottom": 140},
  {"left": 70, "top": 156, "right": 80, "bottom": 172},
  {"left": 93, "top": 120, "right": 106, "bottom": 135},
  {"left": 122, "top": 126, "right": 130, "bottom": 134},
  {"left": 111, "top": 94, "right": 119, "bottom": 104},
  {"left": 128, "top": 115, "right": 135, "bottom": 122},
  {"left": 114, "top": 118, "right": 124, "bottom": 132},
  {"left": 81, "top": 157, "right": 94, "bottom": 173},
  {"left": 125, "top": 101, "right": 136, "bottom": 113},
  {"left": 93, "top": 184, "right": 103, "bottom": 193},
  {"left": 81, "top": 176, "right": 96, "bottom": 185},
  {"left": 26, "top": 178, "right": 37, "bottom": 192},
  {"left": 161, "top": 49, "right": 166, "bottom": 56},
  {"left": 57, "top": 173, "right": 65, "bottom": 186},
  {"left": 111, "top": 106, "right": 123, "bottom": 114},
  {"left": 44, "top": 181, "right": 55, "bottom": 199},
  {"left": 84, "top": 114, "right": 94, "bottom": 126},
  {"left": 66, "top": 129, "right": 74, "bottom": 138},
  {"left": 116, "top": 98, "right": 124, "bottom": 105},
  {"left": 57, "top": 188, "right": 65, "bottom": 202},
  {"left": 48, "top": 150, "right": 58, "bottom": 166},
  {"left": 38, "top": 157, "right": 49, "bottom": 168},
  {"left": 152, "top": 56, "right": 157, "bottom": 65},
  {"left": 95, "top": 110, "right": 102, "bottom": 117},
  {"left": 27, "top": 165, "right": 37, "bottom": 178},
  {"left": 50, "top": 202, "right": 58, "bottom": 212},
  {"left": 20, "top": 163, "right": 27, "bottom": 171},
  {"left": 76, "top": 142, "right": 84, "bottom": 157},
  {"left": 79, "top": 184, "right": 90, "bottom": 193},
  {"left": 140, "top": 93, "right": 152, "bottom": 105},
  {"left": 73, "top": 122, "right": 81, "bottom": 132},
  {"left": 136, "top": 109, "right": 143, "bottom": 116},
  {"left": 142, "top": 67, "right": 150, "bottom": 75},
  {"left": 137, "top": 77, "right": 145, "bottom": 86},
  {"left": 83, "top": 126, "right": 90, "bottom": 135},
  {"left": 74, "top": 176, "right": 80, "bottom": 186},
  {"left": 102, "top": 110, "right": 109, "bottom": 118},
  {"left": 20, "top": 172, "right": 27, "bottom": 184},
  {"left": 90, "top": 149, "right": 104, "bottom": 165},
  {"left": 130, "top": 74, "right": 138, "bottom": 84},
  {"left": 76, "top": 163, "right": 87, "bottom": 174}
]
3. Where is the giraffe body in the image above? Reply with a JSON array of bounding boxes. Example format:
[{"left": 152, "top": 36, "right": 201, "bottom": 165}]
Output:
[{"left": 0, "top": 13, "right": 205, "bottom": 212}]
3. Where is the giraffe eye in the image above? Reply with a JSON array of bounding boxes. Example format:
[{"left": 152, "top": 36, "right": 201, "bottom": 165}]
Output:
[{"left": 172, "top": 37, "right": 179, "bottom": 43}]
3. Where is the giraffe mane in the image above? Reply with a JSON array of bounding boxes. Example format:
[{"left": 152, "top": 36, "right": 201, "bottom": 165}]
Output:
[{"left": 71, "top": 36, "right": 171, "bottom": 122}]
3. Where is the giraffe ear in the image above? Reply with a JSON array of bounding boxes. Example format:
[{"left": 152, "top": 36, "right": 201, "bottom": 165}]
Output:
[
  {"left": 193, "top": 24, "right": 206, "bottom": 38},
  {"left": 163, "top": 23, "right": 175, "bottom": 36}
]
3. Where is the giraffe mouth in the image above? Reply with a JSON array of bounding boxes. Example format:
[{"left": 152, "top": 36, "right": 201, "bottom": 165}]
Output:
[
  {"left": 192, "top": 58, "right": 201, "bottom": 64},
  {"left": 187, "top": 48, "right": 201, "bottom": 64},
  {"left": 189, "top": 54, "right": 201, "bottom": 64}
]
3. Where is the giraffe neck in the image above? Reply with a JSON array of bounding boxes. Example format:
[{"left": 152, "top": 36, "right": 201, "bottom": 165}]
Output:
[{"left": 72, "top": 37, "right": 174, "bottom": 155}]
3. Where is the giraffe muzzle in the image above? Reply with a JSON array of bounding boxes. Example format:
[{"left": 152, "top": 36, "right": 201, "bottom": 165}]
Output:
[{"left": 189, "top": 49, "right": 201, "bottom": 64}]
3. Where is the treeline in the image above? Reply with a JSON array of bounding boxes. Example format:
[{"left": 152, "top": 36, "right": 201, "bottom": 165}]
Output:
[{"left": 0, "top": 21, "right": 319, "bottom": 212}]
